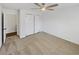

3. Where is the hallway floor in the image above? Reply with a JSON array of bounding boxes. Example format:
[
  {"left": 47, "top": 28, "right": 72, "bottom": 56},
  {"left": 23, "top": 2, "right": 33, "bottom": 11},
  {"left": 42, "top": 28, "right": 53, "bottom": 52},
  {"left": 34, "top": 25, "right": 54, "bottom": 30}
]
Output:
[{"left": 0, "top": 32, "right": 79, "bottom": 55}]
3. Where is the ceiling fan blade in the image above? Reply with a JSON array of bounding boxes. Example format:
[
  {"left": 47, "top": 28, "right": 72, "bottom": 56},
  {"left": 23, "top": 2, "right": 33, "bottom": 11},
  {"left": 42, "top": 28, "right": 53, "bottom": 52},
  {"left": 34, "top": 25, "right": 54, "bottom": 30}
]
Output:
[
  {"left": 34, "top": 3, "right": 41, "bottom": 7},
  {"left": 46, "top": 4, "right": 58, "bottom": 8},
  {"left": 48, "top": 9, "right": 54, "bottom": 11},
  {"left": 42, "top": 3, "right": 45, "bottom": 6}
]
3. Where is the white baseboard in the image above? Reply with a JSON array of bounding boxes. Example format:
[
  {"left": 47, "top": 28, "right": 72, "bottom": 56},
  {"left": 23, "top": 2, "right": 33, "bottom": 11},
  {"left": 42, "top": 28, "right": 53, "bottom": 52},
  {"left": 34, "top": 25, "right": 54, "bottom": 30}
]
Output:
[
  {"left": 43, "top": 31, "right": 79, "bottom": 45},
  {"left": 0, "top": 40, "right": 2, "bottom": 48}
]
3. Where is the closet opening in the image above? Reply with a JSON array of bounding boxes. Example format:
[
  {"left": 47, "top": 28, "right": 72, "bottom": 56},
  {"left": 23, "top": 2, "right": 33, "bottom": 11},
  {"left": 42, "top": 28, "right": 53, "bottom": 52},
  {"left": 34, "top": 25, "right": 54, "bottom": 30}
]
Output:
[
  {"left": 1, "top": 11, "right": 19, "bottom": 44},
  {"left": 5, "top": 14, "right": 18, "bottom": 38}
]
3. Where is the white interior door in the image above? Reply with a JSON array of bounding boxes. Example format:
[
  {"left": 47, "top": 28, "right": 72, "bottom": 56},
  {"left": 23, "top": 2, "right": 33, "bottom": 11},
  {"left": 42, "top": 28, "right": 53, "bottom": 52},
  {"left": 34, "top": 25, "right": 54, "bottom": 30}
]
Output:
[
  {"left": 21, "top": 14, "right": 34, "bottom": 38},
  {"left": 0, "top": 13, "right": 6, "bottom": 46},
  {"left": 3, "top": 13, "right": 6, "bottom": 43}
]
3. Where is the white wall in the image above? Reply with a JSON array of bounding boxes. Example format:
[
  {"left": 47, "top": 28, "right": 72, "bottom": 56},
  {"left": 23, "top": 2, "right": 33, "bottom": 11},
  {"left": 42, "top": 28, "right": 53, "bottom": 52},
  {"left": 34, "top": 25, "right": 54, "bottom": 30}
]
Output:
[
  {"left": 3, "top": 9, "right": 18, "bottom": 33},
  {"left": 41, "top": 6, "right": 79, "bottom": 45},
  {"left": 0, "top": 6, "right": 2, "bottom": 47},
  {"left": 17, "top": 10, "right": 20, "bottom": 36}
]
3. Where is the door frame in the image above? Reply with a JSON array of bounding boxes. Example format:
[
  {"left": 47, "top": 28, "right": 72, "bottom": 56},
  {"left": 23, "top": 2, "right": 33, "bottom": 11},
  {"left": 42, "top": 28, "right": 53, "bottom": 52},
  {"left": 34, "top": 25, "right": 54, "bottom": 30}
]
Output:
[{"left": 2, "top": 13, "right": 4, "bottom": 45}]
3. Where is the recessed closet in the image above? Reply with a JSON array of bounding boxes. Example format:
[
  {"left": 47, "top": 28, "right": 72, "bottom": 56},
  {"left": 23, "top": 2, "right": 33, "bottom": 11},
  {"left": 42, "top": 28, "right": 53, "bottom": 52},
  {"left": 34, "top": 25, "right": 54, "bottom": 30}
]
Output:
[{"left": 18, "top": 10, "right": 41, "bottom": 38}]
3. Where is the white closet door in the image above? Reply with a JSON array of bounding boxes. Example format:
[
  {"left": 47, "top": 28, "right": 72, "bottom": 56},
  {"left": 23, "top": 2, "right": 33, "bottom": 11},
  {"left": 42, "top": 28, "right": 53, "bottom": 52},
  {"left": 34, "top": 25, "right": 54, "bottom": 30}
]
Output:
[
  {"left": 21, "top": 15, "right": 34, "bottom": 38},
  {"left": 35, "top": 15, "right": 41, "bottom": 33}
]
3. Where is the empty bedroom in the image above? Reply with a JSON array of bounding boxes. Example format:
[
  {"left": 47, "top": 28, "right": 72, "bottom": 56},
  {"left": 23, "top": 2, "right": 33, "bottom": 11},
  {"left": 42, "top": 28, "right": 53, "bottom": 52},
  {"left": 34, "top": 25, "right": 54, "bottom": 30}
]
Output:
[{"left": 0, "top": 3, "right": 79, "bottom": 55}]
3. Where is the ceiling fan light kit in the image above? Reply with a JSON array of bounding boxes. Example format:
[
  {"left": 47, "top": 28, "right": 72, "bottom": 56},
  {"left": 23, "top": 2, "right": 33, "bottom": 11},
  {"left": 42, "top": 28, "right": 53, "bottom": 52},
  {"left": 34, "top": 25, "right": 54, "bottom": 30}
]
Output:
[{"left": 41, "top": 7, "right": 46, "bottom": 11}]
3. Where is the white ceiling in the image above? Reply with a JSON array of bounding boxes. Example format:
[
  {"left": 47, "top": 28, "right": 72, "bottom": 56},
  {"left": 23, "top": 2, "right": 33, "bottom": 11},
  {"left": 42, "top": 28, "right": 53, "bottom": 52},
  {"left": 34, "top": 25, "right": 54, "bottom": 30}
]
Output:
[{"left": 0, "top": 3, "right": 79, "bottom": 10}]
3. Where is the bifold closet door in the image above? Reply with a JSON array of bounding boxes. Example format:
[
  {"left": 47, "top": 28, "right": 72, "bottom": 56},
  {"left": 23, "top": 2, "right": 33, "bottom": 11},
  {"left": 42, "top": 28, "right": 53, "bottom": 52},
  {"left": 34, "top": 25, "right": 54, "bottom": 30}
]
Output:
[
  {"left": 21, "top": 15, "right": 34, "bottom": 38},
  {"left": 35, "top": 15, "right": 41, "bottom": 33}
]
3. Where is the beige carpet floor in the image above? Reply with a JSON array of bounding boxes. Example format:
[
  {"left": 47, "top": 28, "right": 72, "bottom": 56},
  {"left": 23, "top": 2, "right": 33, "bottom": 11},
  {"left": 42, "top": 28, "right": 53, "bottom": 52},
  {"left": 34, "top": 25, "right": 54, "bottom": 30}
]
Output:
[{"left": 0, "top": 32, "right": 79, "bottom": 55}]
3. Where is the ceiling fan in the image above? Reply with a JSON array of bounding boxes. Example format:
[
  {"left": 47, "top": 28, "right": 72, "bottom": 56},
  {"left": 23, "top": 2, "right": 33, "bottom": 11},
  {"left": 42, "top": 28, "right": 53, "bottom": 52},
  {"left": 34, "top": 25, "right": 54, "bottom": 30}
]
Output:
[{"left": 33, "top": 3, "right": 58, "bottom": 11}]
